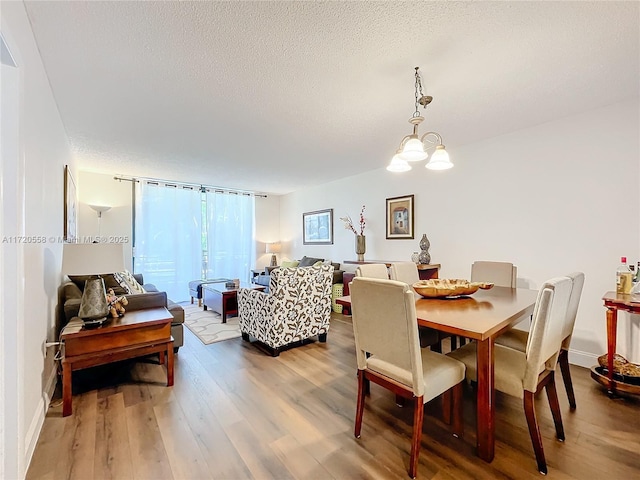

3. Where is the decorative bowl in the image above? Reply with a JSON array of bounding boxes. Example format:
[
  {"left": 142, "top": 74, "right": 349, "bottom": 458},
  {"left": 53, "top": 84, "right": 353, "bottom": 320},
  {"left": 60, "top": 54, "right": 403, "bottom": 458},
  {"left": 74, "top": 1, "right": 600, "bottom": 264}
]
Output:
[{"left": 413, "top": 279, "right": 494, "bottom": 298}]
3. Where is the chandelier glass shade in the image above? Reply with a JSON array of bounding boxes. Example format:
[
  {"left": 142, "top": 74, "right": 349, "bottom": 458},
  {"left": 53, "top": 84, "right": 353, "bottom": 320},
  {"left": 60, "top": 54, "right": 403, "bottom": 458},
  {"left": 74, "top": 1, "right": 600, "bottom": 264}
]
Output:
[{"left": 387, "top": 67, "right": 453, "bottom": 172}]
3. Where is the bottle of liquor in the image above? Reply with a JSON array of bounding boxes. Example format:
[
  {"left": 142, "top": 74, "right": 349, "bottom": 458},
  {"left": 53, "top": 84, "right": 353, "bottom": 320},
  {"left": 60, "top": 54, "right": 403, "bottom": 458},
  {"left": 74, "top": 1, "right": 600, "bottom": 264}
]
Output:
[{"left": 616, "top": 256, "right": 633, "bottom": 294}]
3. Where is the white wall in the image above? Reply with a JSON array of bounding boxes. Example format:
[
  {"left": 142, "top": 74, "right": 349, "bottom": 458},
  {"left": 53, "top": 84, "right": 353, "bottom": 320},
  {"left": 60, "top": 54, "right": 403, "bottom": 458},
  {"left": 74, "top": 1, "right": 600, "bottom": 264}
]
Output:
[
  {"left": 1, "top": 3, "right": 75, "bottom": 478},
  {"left": 78, "top": 172, "right": 134, "bottom": 270},
  {"left": 280, "top": 100, "right": 640, "bottom": 366}
]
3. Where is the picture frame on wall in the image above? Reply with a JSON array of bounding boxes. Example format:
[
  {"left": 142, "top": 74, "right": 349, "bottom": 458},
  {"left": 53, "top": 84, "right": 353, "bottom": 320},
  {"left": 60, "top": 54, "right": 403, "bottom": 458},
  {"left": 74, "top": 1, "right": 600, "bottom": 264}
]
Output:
[
  {"left": 303, "top": 208, "right": 333, "bottom": 245},
  {"left": 386, "top": 194, "right": 414, "bottom": 239},
  {"left": 63, "top": 165, "right": 77, "bottom": 243}
]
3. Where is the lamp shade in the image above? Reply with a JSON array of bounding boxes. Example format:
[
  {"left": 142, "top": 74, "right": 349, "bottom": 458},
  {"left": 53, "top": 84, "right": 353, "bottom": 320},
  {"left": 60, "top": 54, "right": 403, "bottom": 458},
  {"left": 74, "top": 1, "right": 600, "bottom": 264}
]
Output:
[
  {"left": 62, "top": 243, "right": 125, "bottom": 275},
  {"left": 425, "top": 146, "right": 453, "bottom": 170},
  {"left": 399, "top": 137, "right": 428, "bottom": 162},
  {"left": 265, "top": 242, "right": 281, "bottom": 254},
  {"left": 62, "top": 243, "right": 126, "bottom": 326},
  {"left": 387, "top": 153, "right": 412, "bottom": 172}
]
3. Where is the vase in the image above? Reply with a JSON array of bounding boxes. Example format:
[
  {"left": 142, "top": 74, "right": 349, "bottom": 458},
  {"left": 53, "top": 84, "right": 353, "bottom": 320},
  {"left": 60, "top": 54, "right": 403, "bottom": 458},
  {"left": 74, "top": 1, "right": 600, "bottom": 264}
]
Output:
[
  {"left": 355, "top": 235, "right": 366, "bottom": 262},
  {"left": 418, "top": 233, "right": 431, "bottom": 264}
]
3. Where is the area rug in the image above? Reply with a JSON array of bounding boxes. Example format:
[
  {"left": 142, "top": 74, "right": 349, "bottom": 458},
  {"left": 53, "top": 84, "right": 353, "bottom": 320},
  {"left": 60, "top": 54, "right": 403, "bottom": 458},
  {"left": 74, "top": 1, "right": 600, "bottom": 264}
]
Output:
[{"left": 182, "top": 303, "right": 241, "bottom": 345}]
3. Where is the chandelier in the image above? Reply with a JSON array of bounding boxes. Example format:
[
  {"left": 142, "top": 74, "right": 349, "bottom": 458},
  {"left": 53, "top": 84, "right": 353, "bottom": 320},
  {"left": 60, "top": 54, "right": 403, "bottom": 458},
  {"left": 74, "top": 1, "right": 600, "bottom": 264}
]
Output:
[{"left": 387, "top": 67, "right": 453, "bottom": 172}]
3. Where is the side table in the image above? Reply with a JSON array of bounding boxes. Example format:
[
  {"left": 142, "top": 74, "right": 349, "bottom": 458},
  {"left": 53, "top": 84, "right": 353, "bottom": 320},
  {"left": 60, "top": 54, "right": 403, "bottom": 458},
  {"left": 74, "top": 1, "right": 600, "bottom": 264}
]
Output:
[
  {"left": 203, "top": 282, "right": 266, "bottom": 322},
  {"left": 591, "top": 291, "right": 640, "bottom": 396},
  {"left": 61, "top": 307, "right": 174, "bottom": 416}
]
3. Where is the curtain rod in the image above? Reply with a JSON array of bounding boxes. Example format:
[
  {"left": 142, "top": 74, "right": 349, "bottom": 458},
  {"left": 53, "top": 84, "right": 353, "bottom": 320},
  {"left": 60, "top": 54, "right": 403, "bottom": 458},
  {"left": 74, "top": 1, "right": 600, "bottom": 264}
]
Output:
[{"left": 113, "top": 175, "right": 268, "bottom": 198}]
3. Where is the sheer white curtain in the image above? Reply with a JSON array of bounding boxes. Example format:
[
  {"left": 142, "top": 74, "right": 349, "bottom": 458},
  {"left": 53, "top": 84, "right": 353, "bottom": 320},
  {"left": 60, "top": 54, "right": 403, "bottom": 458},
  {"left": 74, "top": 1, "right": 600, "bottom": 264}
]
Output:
[
  {"left": 205, "top": 191, "right": 255, "bottom": 282},
  {"left": 134, "top": 182, "right": 202, "bottom": 302}
]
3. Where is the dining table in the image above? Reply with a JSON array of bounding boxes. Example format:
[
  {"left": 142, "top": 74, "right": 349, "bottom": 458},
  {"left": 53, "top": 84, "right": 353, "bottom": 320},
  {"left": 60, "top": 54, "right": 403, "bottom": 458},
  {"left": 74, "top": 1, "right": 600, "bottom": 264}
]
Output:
[{"left": 336, "top": 285, "right": 539, "bottom": 462}]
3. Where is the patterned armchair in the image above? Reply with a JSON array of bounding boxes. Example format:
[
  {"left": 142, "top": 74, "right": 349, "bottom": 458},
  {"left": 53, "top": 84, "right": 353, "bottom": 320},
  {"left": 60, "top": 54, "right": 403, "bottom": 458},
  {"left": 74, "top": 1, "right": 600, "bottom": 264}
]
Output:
[{"left": 238, "top": 264, "right": 333, "bottom": 356}]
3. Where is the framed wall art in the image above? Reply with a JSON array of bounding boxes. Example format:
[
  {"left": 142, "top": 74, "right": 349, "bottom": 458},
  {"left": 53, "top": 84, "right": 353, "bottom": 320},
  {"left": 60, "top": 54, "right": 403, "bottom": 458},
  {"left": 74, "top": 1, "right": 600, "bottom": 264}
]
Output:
[
  {"left": 303, "top": 208, "right": 333, "bottom": 245},
  {"left": 63, "top": 165, "right": 77, "bottom": 243},
  {"left": 386, "top": 194, "right": 414, "bottom": 239}
]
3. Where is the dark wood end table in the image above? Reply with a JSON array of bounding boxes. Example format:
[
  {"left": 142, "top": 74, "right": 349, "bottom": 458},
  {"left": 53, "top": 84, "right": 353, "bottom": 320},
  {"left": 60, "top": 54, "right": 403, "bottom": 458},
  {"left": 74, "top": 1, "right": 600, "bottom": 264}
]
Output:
[
  {"left": 61, "top": 307, "right": 174, "bottom": 416},
  {"left": 203, "top": 282, "right": 266, "bottom": 322}
]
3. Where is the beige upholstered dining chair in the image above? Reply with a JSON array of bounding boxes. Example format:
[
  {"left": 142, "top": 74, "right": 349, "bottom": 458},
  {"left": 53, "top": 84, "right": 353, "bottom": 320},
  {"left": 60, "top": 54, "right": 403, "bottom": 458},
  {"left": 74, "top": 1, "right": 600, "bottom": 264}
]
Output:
[
  {"left": 448, "top": 276, "right": 572, "bottom": 474},
  {"left": 389, "top": 262, "right": 440, "bottom": 349},
  {"left": 350, "top": 277, "right": 466, "bottom": 479},
  {"left": 496, "top": 272, "right": 585, "bottom": 410},
  {"left": 470, "top": 260, "right": 517, "bottom": 287},
  {"left": 355, "top": 263, "right": 389, "bottom": 279},
  {"left": 453, "top": 261, "right": 518, "bottom": 349}
]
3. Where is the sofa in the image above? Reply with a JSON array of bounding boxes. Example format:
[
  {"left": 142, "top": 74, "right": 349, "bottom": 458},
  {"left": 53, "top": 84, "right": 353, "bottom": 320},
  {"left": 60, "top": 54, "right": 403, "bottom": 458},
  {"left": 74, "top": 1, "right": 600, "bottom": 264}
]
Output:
[
  {"left": 253, "top": 256, "right": 344, "bottom": 292},
  {"left": 60, "top": 273, "right": 185, "bottom": 351},
  {"left": 238, "top": 264, "right": 333, "bottom": 356}
]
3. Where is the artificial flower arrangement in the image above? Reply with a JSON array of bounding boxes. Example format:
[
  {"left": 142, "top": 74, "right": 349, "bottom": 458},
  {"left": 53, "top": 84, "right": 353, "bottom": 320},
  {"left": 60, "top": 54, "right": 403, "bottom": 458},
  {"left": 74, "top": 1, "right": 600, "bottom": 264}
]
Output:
[{"left": 340, "top": 205, "right": 366, "bottom": 235}]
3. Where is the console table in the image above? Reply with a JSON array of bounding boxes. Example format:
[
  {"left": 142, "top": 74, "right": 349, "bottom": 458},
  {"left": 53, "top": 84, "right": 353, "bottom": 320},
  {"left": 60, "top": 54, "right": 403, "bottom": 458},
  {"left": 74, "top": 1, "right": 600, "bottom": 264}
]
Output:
[
  {"left": 591, "top": 291, "right": 640, "bottom": 395},
  {"left": 61, "top": 307, "right": 174, "bottom": 416}
]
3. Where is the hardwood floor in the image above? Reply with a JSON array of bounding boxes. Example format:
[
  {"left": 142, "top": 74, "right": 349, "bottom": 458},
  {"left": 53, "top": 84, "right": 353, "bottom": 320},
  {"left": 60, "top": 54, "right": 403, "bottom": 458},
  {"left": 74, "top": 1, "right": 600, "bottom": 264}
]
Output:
[{"left": 27, "top": 313, "right": 640, "bottom": 479}]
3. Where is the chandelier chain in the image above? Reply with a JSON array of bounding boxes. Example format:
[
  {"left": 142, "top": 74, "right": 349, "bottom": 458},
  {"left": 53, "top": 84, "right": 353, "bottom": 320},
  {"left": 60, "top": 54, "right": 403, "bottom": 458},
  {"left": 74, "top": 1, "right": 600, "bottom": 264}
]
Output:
[{"left": 413, "top": 67, "right": 423, "bottom": 118}]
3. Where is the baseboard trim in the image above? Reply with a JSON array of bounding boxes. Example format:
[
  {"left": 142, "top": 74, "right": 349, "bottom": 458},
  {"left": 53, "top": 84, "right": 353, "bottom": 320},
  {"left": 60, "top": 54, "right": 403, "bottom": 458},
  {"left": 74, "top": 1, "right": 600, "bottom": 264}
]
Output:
[
  {"left": 24, "top": 365, "right": 57, "bottom": 473},
  {"left": 568, "top": 348, "right": 599, "bottom": 369}
]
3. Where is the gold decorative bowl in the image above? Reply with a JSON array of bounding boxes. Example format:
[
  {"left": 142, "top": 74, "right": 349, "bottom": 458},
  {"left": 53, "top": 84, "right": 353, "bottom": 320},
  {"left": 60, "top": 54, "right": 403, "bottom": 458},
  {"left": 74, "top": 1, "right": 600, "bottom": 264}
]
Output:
[{"left": 413, "top": 279, "right": 494, "bottom": 298}]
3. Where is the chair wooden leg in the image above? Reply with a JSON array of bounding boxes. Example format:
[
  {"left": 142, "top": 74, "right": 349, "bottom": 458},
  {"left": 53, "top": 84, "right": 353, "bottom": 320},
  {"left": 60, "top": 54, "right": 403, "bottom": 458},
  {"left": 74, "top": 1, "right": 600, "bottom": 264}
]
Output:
[
  {"left": 545, "top": 373, "right": 565, "bottom": 441},
  {"left": 558, "top": 349, "right": 576, "bottom": 410},
  {"left": 523, "top": 391, "right": 547, "bottom": 475},
  {"left": 355, "top": 370, "right": 366, "bottom": 438},
  {"left": 452, "top": 382, "right": 464, "bottom": 438},
  {"left": 241, "top": 332, "right": 250, "bottom": 341},
  {"left": 190, "top": 297, "right": 194, "bottom": 304},
  {"left": 318, "top": 332, "right": 327, "bottom": 343},
  {"left": 409, "top": 396, "right": 424, "bottom": 479},
  {"left": 441, "top": 390, "right": 452, "bottom": 425}
]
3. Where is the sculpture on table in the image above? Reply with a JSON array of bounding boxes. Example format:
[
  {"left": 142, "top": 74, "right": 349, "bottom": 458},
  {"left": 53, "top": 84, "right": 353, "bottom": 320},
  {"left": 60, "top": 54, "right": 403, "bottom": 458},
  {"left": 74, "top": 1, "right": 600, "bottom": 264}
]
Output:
[{"left": 418, "top": 233, "right": 431, "bottom": 264}]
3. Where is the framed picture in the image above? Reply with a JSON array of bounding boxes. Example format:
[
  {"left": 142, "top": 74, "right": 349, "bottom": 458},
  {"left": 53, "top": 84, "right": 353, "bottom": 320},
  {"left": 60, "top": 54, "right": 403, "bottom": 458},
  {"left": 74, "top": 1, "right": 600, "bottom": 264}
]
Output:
[
  {"left": 63, "top": 165, "right": 77, "bottom": 243},
  {"left": 386, "top": 194, "right": 414, "bottom": 239},
  {"left": 303, "top": 208, "right": 333, "bottom": 245}
]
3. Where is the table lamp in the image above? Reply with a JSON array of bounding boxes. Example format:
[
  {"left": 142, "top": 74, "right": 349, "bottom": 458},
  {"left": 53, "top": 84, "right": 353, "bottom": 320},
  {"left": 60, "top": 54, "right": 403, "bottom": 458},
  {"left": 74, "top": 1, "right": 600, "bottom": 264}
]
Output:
[
  {"left": 265, "top": 242, "right": 281, "bottom": 267},
  {"left": 62, "top": 243, "right": 125, "bottom": 328}
]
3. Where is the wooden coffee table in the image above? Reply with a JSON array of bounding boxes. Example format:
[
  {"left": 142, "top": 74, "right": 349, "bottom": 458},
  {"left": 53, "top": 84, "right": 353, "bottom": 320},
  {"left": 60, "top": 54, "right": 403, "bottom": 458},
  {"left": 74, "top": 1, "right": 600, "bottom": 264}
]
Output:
[
  {"left": 203, "top": 282, "right": 266, "bottom": 322},
  {"left": 60, "top": 307, "right": 174, "bottom": 416}
]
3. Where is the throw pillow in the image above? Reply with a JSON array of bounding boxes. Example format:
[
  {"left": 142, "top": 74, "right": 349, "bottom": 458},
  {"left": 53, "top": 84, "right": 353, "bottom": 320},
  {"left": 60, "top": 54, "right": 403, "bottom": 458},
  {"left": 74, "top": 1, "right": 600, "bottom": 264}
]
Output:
[
  {"left": 281, "top": 260, "right": 299, "bottom": 268},
  {"left": 68, "top": 274, "right": 130, "bottom": 295},
  {"left": 298, "top": 256, "right": 323, "bottom": 267},
  {"left": 116, "top": 270, "right": 146, "bottom": 294}
]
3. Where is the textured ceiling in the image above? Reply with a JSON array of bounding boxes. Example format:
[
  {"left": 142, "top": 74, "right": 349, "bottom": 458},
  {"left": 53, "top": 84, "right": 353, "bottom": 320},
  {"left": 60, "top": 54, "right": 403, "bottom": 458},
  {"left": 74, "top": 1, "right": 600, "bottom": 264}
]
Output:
[{"left": 23, "top": 1, "right": 640, "bottom": 194}]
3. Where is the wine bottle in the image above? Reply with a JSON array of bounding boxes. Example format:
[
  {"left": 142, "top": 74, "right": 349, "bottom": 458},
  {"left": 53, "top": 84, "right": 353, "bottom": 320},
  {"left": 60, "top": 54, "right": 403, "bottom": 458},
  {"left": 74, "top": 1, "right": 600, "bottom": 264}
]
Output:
[{"left": 616, "top": 256, "right": 633, "bottom": 294}]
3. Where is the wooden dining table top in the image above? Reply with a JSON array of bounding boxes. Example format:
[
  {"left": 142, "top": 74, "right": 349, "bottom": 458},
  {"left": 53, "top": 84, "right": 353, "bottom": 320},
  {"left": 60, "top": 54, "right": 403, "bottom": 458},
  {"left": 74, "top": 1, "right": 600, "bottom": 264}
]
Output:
[{"left": 337, "top": 286, "right": 539, "bottom": 341}]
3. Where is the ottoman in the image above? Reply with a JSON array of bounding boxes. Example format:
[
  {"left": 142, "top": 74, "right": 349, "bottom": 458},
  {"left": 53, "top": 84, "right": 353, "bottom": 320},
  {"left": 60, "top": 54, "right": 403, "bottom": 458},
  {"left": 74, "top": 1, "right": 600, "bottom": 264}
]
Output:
[{"left": 188, "top": 278, "right": 229, "bottom": 307}]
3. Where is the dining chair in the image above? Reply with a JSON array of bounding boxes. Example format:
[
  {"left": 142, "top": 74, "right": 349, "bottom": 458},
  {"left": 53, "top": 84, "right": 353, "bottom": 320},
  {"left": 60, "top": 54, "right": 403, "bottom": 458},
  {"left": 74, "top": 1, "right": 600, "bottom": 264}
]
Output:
[
  {"left": 355, "top": 263, "right": 389, "bottom": 279},
  {"left": 496, "top": 272, "right": 585, "bottom": 410},
  {"left": 453, "top": 261, "right": 518, "bottom": 349},
  {"left": 390, "top": 262, "right": 440, "bottom": 349},
  {"left": 470, "top": 261, "right": 517, "bottom": 287},
  {"left": 350, "top": 277, "right": 466, "bottom": 479},
  {"left": 447, "top": 276, "right": 572, "bottom": 474}
]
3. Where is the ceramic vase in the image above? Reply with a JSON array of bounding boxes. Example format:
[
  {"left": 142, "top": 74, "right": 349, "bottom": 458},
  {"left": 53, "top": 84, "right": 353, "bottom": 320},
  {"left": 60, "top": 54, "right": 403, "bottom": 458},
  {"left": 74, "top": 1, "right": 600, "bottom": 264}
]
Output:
[
  {"left": 418, "top": 233, "right": 431, "bottom": 264},
  {"left": 355, "top": 235, "right": 366, "bottom": 262}
]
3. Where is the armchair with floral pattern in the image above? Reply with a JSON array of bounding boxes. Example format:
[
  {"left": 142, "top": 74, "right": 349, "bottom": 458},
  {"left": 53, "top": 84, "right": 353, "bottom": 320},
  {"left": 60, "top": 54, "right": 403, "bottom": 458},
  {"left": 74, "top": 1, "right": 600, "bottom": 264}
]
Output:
[{"left": 237, "top": 265, "right": 333, "bottom": 356}]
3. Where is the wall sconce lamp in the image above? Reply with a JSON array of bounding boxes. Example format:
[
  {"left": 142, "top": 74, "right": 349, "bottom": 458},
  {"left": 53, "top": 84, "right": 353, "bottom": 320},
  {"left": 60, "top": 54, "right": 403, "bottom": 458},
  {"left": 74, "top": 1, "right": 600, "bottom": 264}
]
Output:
[
  {"left": 265, "top": 242, "right": 281, "bottom": 267},
  {"left": 89, "top": 204, "right": 111, "bottom": 238},
  {"left": 387, "top": 67, "right": 453, "bottom": 173}
]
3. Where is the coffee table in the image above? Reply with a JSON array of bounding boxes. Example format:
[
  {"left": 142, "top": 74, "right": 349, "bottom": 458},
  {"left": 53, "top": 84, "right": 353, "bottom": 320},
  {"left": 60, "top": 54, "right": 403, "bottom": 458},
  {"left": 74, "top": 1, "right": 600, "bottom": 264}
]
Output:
[
  {"left": 60, "top": 307, "right": 174, "bottom": 416},
  {"left": 203, "top": 281, "right": 266, "bottom": 322}
]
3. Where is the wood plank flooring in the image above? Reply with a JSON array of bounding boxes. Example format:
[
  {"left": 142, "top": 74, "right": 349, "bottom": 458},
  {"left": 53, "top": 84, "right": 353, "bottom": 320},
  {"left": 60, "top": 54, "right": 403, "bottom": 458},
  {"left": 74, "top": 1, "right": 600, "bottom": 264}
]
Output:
[{"left": 27, "top": 313, "right": 640, "bottom": 479}]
